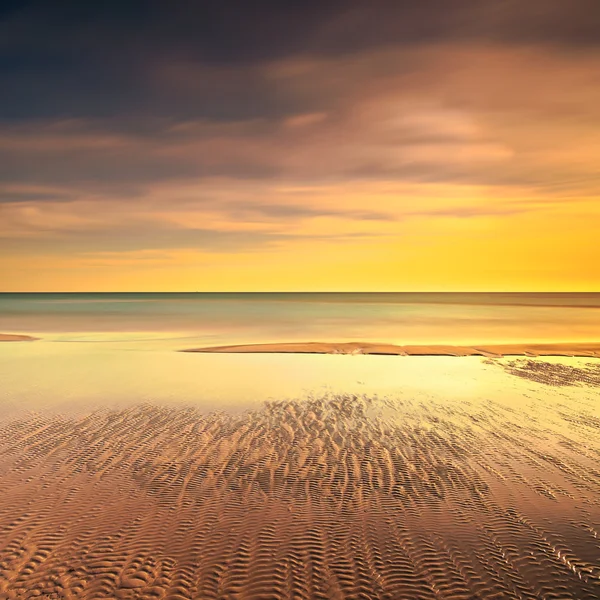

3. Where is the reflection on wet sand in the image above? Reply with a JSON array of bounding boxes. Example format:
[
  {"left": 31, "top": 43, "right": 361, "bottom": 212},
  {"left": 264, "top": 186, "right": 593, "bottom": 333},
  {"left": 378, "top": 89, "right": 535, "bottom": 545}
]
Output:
[{"left": 0, "top": 362, "right": 598, "bottom": 599}]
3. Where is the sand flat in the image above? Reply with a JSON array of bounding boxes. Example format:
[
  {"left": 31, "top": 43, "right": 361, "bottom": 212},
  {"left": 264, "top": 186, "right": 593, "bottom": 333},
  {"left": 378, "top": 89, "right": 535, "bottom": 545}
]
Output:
[
  {"left": 0, "top": 333, "right": 38, "bottom": 342},
  {"left": 182, "top": 340, "right": 600, "bottom": 357},
  {"left": 0, "top": 361, "right": 598, "bottom": 599}
]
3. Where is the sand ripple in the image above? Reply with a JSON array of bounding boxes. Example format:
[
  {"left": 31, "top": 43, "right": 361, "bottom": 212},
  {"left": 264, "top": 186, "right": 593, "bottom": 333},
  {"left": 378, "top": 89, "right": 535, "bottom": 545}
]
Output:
[
  {"left": 496, "top": 359, "right": 600, "bottom": 387},
  {"left": 0, "top": 391, "right": 599, "bottom": 599}
]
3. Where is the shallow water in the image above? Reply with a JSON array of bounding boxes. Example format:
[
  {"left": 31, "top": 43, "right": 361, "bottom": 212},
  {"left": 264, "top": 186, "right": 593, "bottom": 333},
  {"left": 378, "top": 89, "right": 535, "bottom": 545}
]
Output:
[{"left": 0, "top": 338, "right": 592, "bottom": 416}]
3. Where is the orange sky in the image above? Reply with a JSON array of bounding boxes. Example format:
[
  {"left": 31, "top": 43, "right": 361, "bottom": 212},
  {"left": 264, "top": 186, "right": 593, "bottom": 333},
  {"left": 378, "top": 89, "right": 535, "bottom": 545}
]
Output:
[{"left": 1, "top": 4, "right": 599, "bottom": 291}]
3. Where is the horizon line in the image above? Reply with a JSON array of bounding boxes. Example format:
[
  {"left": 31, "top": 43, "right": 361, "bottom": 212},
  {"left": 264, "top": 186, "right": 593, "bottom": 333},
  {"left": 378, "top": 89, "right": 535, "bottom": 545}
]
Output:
[{"left": 1, "top": 291, "right": 600, "bottom": 294}]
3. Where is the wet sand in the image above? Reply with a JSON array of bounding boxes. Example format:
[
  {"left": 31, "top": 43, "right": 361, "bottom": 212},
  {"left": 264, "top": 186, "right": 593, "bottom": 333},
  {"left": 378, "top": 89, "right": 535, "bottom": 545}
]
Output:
[
  {"left": 0, "top": 359, "right": 599, "bottom": 599},
  {"left": 497, "top": 358, "right": 600, "bottom": 387},
  {"left": 183, "top": 341, "right": 600, "bottom": 357},
  {"left": 0, "top": 334, "right": 37, "bottom": 342}
]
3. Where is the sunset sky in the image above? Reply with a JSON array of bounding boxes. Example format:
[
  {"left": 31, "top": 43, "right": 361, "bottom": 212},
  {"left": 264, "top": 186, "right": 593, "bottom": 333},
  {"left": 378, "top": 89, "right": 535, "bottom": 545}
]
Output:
[{"left": 1, "top": 0, "right": 599, "bottom": 291}]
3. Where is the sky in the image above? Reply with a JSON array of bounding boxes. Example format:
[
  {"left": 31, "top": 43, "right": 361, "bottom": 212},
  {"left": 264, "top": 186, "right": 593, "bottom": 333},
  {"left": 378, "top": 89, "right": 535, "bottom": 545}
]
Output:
[{"left": 1, "top": 0, "right": 599, "bottom": 291}]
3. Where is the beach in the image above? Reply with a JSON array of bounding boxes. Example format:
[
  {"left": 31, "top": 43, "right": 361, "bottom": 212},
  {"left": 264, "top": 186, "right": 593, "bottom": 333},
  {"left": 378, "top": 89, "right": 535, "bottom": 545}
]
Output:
[{"left": 0, "top": 294, "right": 599, "bottom": 598}]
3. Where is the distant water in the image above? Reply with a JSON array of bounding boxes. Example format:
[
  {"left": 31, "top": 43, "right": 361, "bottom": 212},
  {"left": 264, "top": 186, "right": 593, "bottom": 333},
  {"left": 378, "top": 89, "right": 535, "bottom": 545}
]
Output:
[{"left": 1, "top": 292, "right": 600, "bottom": 346}]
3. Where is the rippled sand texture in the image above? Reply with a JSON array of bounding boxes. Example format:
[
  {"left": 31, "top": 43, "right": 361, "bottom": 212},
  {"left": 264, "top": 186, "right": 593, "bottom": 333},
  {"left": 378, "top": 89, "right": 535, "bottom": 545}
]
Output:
[
  {"left": 0, "top": 380, "right": 599, "bottom": 598},
  {"left": 497, "top": 359, "right": 600, "bottom": 387}
]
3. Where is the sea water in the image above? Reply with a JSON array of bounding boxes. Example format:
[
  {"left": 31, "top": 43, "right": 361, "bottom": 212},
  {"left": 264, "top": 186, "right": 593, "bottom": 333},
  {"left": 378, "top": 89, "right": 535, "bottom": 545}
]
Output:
[{"left": 1, "top": 292, "right": 599, "bottom": 346}]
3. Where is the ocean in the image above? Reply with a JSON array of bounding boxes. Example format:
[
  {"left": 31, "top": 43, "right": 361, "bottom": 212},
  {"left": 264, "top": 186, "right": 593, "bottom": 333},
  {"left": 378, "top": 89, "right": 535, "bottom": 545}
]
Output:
[{"left": 1, "top": 292, "right": 600, "bottom": 347}]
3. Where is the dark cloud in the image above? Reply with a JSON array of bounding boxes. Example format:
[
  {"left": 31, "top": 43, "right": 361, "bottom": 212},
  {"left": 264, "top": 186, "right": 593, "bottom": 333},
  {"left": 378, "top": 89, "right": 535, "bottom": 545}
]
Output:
[
  {"left": 1, "top": 1, "right": 598, "bottom": 121},
  {"left": 0, "top": 1, "right": 598, "bottom": 207},
  {"left": 1, "top": 106, "right": 598, "bottom": 197},
  {"left": 0, "top": 121, "right": 278, "bottom": 188}
]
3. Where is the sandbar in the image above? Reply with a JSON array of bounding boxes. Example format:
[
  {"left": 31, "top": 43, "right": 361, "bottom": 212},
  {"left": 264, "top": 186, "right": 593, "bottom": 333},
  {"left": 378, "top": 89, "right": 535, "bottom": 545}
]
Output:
[
  {"left": 182, "top": 341, "right": 600, "bottom": 357},
  {"left": 0, "top": 333, "right": 38, "bottom": 342}
]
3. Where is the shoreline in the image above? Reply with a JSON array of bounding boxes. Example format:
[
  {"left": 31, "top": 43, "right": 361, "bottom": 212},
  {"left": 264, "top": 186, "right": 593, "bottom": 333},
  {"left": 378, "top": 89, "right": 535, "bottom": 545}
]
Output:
[{"left": 181, "top": 341, "right": 600, "bottom": 357}]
